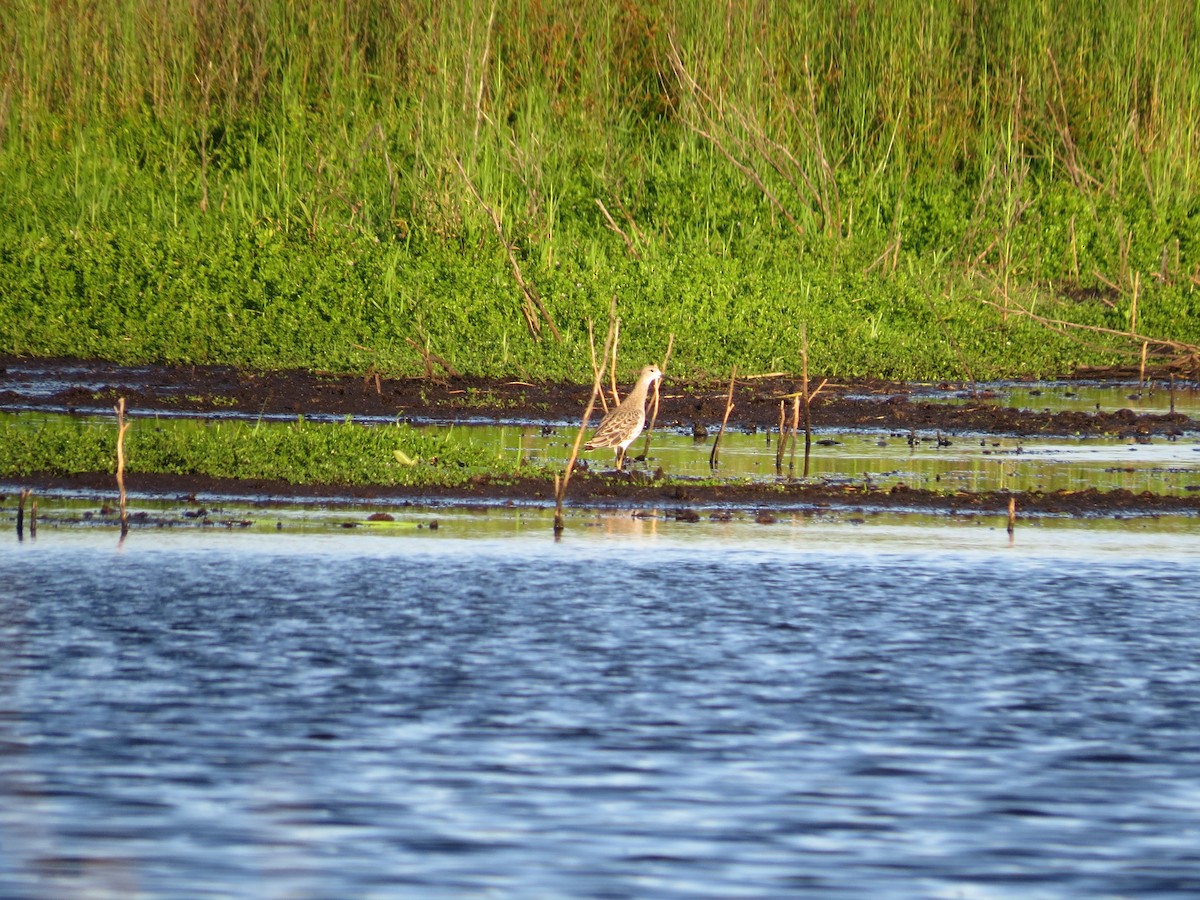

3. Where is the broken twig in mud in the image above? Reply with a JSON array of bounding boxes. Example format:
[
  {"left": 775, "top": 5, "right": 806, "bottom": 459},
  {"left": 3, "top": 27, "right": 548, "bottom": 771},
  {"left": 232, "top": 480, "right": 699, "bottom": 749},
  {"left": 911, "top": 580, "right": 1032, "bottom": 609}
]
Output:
[
  {"left": 775, "top": 400, "right": 787, "bottom": 475},
  {"left": 709, "top": 367, "right": 738, "bottom": 469},
  {"left": 115, "top": 398, "right": 131, "bottom": 538},
  {"left": 17, "top": 488, "right": 30, "bottom": 541},
  {"left": 404, "top": 337, "right": 460, "bottom": 381}
]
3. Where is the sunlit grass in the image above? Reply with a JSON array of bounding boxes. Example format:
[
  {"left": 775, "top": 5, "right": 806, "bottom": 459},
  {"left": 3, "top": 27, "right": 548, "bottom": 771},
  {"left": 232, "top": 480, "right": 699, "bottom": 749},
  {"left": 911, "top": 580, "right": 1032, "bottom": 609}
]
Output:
[
  {"left": 1, "top": 1, "right": 1197, "bottom": 381},
  {"left": 0, "top": 414, "right": 522, "bottom": 487}
]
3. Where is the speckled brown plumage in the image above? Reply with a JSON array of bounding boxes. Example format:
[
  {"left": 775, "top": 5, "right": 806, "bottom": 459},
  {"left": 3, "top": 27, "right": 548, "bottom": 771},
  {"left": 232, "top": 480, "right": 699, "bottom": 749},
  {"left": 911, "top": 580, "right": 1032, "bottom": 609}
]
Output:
[{"left": 585, "top": 364, "right": 663, "bottom": 470}]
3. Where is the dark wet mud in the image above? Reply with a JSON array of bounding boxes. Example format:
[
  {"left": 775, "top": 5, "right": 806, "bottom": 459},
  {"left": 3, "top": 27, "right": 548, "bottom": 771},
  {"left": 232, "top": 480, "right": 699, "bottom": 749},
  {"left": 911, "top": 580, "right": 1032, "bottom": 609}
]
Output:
[{"left": 4, "top": 355, "right": 1200, "bottom": 518}]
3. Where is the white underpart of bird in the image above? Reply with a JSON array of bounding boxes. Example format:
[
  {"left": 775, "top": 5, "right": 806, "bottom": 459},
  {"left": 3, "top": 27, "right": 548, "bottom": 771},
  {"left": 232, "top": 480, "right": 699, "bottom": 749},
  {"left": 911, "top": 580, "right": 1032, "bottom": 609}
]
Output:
[{"left": 585, "top": 364, "right": 663, "bottom": 470}]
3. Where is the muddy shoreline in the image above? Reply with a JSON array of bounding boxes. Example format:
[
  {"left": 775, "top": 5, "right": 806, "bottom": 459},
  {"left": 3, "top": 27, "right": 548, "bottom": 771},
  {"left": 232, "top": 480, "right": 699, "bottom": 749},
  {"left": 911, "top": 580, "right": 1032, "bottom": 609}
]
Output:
[{"left": 4, "top": 355, "right": 1200, "bottom": 518}]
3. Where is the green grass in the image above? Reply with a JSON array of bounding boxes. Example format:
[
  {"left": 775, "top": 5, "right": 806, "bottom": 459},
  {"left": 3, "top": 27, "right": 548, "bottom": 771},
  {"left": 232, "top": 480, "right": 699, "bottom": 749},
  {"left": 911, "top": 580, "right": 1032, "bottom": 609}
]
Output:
[
  {"left": 0, "top": 414, "right": 521, "bottom": 487},
  {"left": 1, "top": 1, "right": 1198, "bottom": 382}
]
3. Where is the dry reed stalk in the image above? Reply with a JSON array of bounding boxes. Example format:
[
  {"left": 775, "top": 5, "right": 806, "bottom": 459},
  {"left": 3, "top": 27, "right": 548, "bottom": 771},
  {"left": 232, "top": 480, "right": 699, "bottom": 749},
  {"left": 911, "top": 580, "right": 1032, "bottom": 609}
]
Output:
[
  {"left": 664, "top": 35, "right": 803, "bottom": 236},
  {"left": 789, "top": 393, "right": 801, "bottom": 476},
  {"left": 404, "top": 336, "right": 459, "bottom": 381},
  {"left": 30, "top": 497, "right": 37, "bottom": 539},
  {"left": 1007, "top": 496, "right": 1017, "bottom": 538},
  {"left": 709, "top": 367, "right": 738, "bottom": 469},
  {"left": 595, "top": 198, "right": 639, "bottom": 259},
  {"left": 780, "top": 376, "right": 828, "bottom": 479},
  {"left": 775, "top": 400, "right": 787, "bottom": 474},
  {"left": 801, "top": 326, "right": 811, "bottom": 476},
  {"left": 454, "top": 156, "right": 561, "bottom": 342},
  {"left": 640, "top": 332, "right": 675, "bottom": 460},
  {"left": 981, "top": 298, "right": 1199, "bottom": 357},
  {"left": 1130, "top": 271, "right": 1140, "bottom": 336},
  {"left": 609, "top": 316, "right": 622, "bottom": 404},
  {"left": 587, "top": 319, "right": 609, "bottom": 413},
  {"left": 1069, "top": 216, "right": 1080, "bottom": 280},
  {"left": 115, "top": 398, "right": 130, "bottom": 537},
  {"left": 197, "top": 61, "right": 212, "bottom": 213},
  {"left": 473, "top": 0, "right": 498, "bottom": 145},
  {"left": 362, "top": 363, "right": 383, "bottom": 394},
  {"left": 555, "top": 302, "right": 618, "bottom": 533},
  {"left": 865, "top": 232, "right": 902, "bottom": 275},
  {"left": 1140, "top": 341, "right": 1149, "bottom": 389}
]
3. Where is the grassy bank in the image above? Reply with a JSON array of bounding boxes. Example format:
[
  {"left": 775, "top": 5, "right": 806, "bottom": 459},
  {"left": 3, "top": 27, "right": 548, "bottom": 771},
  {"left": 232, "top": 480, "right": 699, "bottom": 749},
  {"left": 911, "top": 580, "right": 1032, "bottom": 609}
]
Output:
[
  {"left": 0, "top": 414, "right": 518, "bottom": 487},
  {"left": 2, "top": 1, "right": 1198, "bottom": 381}
]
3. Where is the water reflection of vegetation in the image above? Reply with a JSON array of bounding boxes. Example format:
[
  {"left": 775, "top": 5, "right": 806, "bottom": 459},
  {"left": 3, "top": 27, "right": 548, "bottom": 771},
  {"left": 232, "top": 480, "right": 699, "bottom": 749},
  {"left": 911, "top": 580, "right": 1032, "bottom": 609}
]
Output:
[
  {"left": 8, "top": 496, "right": 1200, "bottom": 549},
  {"left": 4, "top": 412, "right": 1200, "bottom": 497},
  {"left": 925, "top": 381, "right": 1200, "bottom": 418},
  {"left": 481, "top": 424, "right": 1200, "bottom": 497}
]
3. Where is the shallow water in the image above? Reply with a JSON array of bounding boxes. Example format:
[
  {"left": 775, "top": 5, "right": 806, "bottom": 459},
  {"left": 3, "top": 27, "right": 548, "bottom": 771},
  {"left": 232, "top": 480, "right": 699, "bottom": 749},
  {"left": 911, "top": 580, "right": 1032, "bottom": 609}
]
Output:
[
  {"left": 924, "top": 380, "right": 1200, "bottom": 418},
  {"left": 3, "top": 520, "right": 1200, "bottom": 898},
  {"left": 502, "top": 425, "right": 1200, "bottom": 495}
]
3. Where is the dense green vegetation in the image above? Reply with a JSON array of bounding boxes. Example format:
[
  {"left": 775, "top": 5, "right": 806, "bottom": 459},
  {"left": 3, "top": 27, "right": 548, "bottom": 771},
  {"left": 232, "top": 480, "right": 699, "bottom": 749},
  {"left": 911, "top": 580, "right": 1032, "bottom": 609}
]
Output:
[
  {"left": 2, "top": 1, "right": 1198, "bottom": 382},
  {"left": 0, "top": 414, "right": 517, "bottom": 486}
]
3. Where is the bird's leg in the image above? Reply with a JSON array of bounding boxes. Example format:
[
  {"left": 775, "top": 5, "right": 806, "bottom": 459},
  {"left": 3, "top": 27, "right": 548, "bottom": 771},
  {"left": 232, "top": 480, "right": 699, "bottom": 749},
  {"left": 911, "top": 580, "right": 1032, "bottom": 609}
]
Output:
[{"left": 615, "top": 447, "right": 625, "bottom": 471}]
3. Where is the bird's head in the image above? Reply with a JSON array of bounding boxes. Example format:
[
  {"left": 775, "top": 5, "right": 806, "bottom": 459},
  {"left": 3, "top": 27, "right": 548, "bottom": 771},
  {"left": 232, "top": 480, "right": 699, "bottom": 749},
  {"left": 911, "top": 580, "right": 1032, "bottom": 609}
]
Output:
[{"left": 641, "top": 364, "right": 663, "bottom": 385}]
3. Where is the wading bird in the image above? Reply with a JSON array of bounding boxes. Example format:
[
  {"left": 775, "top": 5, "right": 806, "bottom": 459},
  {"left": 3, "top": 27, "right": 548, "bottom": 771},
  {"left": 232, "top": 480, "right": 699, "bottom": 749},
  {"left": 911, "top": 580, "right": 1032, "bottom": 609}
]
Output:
[{"left": 585, "top": 364, "right": 663, "bottom": 471}]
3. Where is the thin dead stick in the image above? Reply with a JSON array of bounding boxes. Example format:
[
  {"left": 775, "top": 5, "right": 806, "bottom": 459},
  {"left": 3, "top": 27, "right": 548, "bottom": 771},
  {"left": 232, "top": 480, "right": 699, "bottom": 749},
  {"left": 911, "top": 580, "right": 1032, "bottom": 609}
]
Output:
[
  {"left": 789, "top": 393, "right": 801, "bottom": 477},
  {"left": 779, "top": 378, "right": 828, "bottom": 478},
  {"left": 17, "top": 488, "right": 29, "bottom": 540},
  {"left": 664, "top": 34, "right": 804, "bottom": 236},
  {"left": 595, "top": 198, "right": 639, "bottom": 259},
  {"left": 1093, "top": 268, "right": 1123, "bottom": 295},
  {"left": 804, "top": 379, "right": 829, "bottom": 478},
  {"left": 1007, "top": 495, "right": 1017, "bottom": 540},
  {"left": 404, "top": 337, "right": 460, "bottom": 381},
  {"left": 30, "top": 496, "right": 37, "bottom": 539},
  {"left": 555, "top": 317, "right": 617, "bottom": 534},
  {"left": 981, "top": 298, "right": 1199, "bottom": 355},
  {"left": 473, "top": 0, "right": 498, "bottom": 145},
  {"left": 1140, "top": 341, "right": 1149, "bottom": 389},
  {"left": 709, "top": 366, "right": 738, "bottom": 469},
  {"left": 1130, "top": 271, "right": 1140, "bottom": 336},
  {"left": 587, "top": 319, "right": 609, "bottom": 413},
  {"left": 640, "top": 332, "right": 675, "bottom": 459},
  {"left": 609, "top": 316, "right": 622, "bottom": 404},
  {"left": 801, "top": 325, "right": 812, "bottom": 477},
  {"left": 363, "top": 364, "right": 383, "bottom": 394},
  {"left": 775, "top": 400, "right": 787, "bottom": 474},
  {"left": 454, "top": 156, "right": 562, "bottom": 342},
  {"left": 115, "top": 397, "right": 131, "bottom": 537}
]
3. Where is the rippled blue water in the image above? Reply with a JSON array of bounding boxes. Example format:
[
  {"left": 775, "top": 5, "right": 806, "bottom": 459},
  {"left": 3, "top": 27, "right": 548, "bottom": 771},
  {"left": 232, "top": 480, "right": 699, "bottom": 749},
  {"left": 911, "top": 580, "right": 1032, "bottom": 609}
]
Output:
[{"left": 3, "top": 525, "right": 1200, "bottom": 898}]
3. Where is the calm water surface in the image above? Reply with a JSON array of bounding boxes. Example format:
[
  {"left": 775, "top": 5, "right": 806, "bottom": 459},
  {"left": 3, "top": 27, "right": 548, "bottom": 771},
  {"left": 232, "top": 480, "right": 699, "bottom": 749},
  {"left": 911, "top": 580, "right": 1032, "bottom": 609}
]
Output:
[{"left": 3, "top": 521, "right": 1200, "bottom": 898}]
